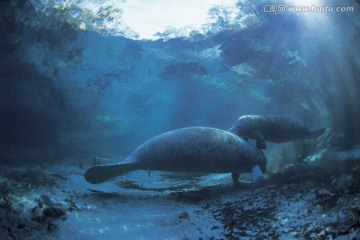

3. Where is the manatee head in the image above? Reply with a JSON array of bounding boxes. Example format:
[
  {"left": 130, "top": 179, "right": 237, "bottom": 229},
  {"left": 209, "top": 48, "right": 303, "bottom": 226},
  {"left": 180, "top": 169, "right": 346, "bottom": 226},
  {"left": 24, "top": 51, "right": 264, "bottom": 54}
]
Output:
[{"left": 229, "top": 119, "right": 247, "bottom": 136}]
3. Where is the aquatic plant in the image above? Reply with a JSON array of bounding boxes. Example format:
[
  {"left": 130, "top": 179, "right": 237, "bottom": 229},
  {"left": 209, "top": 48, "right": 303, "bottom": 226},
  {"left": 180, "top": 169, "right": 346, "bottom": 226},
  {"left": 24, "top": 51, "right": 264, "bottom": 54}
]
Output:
[
  {"left": 318, "top": 45, "right": 360, "bottom": 148},
  {"left": 162, "top": 61, "right": 207, "bottom": 78},
  {"left": 0, "top": 177, "right": 14, "bottom": 210}
]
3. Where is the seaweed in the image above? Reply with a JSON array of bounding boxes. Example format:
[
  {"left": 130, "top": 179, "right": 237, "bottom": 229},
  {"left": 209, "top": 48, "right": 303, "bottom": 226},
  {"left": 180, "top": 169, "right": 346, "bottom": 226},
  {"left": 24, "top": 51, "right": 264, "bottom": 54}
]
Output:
[
  {"left": 0, "top": 177, "right": 14, "bottom": 210},
  {"left": 162, "top": 61, "right": 207, "bottom": 78}
]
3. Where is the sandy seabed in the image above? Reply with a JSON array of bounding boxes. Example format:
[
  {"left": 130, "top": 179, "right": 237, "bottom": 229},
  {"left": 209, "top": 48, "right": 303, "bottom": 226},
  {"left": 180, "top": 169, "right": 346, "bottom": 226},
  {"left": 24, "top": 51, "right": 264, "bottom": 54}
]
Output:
[{"left": 1, "top": 148, "right": 359, "bottom": 240}]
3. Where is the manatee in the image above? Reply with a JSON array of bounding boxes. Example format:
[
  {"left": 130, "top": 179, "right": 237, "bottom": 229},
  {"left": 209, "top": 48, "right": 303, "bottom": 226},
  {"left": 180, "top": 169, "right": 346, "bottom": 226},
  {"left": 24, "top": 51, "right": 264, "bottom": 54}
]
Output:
[
  {"left": 84, "top": 127, "right": 267, "bottom": 188},
  {"left": 229, "top": 114, "right": 326, "bottom": 149}
]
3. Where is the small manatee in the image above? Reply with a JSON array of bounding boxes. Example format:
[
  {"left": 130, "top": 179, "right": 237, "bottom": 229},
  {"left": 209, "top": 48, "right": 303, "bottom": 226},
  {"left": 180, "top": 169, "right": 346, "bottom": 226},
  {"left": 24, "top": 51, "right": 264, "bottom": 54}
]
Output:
[{"left": 229, "top": 114, "right": 325, "bottom": 149}]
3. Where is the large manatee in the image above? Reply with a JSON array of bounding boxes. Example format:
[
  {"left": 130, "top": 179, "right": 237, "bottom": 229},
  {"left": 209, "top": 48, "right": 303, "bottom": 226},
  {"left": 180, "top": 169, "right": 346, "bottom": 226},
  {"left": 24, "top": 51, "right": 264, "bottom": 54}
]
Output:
[
  {"left": 229, "top": 114, "right": 325, "bottom": 149},
  {"left": 84, "top": 127, "right": 267, "bottom": 188}
]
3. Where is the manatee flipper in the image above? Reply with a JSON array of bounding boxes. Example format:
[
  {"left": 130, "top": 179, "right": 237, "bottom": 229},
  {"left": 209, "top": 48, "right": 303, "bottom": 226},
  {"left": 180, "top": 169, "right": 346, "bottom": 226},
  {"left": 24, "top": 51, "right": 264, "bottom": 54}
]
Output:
[
  {"left": 251, "top": 164, "right": 264, "bottom": 189},
  {"left": 231, "top": 172, "right": 240, "bottom": 186},
  {"left": 252, "top": 131, "right": 266, "bottom": 149},
  {"left": 84, "top": 162, "right": 139, "bottom": 184},
  {"left": 308, "top": 128, "right": 325, "bottom": 139}
]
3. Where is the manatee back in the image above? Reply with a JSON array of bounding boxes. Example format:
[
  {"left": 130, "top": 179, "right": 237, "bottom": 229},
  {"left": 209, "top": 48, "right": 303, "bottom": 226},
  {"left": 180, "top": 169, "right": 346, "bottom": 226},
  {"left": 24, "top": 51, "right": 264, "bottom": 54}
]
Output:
[
  {"left": 130, "top": 127, "right": 265, "bottom": 173},
  {"left": 230, "top": 115, "right": 310, "bottom": 142},
  {"left": 260, "top": 115, "right": 309, "bottom": 141}
]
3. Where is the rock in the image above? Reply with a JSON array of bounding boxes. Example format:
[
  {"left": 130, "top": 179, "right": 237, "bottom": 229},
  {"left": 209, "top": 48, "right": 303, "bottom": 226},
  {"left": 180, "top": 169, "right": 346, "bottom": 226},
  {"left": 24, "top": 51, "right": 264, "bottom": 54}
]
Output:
[
  {"left": 178, "top": 212, "right": 190, "bottom": 219},
  {"left": 40, "top": 194, "right": 53, "bottom": 205},
  {"left": 43, "top": 206, "right": 66, "bottom": 220}
]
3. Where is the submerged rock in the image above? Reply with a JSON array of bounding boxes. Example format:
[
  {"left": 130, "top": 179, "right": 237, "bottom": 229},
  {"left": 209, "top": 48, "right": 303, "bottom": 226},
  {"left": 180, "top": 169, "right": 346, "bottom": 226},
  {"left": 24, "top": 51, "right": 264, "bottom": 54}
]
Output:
[
  {"left": 0, "top": 169, "right": 70, "bottom": 239},
  {"left": 207, "top": 148, "right": 360, "bottom": 239},
  {"left": 43, "top": 206, "right": 67, "bottom": 220}
]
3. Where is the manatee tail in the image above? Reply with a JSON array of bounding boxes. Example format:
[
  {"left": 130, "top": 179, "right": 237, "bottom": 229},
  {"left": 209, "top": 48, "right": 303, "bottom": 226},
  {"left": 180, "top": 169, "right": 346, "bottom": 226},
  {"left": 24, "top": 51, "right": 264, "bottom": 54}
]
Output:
[
  {"left": 84, "top": 162, "right": 139, "bottom": 184},
  {"left": 308, "top": 128, "right": 326, "bottom": 139}
]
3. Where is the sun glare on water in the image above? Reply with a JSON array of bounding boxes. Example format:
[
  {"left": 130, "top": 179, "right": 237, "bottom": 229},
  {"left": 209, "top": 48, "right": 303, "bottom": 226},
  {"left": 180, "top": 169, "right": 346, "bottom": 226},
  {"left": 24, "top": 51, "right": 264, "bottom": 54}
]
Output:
[
  {"left": 120, "top": 0, "right": 237, "bottom": 39},
  {"left": 284, "top": 0, "right": 330, "bottom": 28}
]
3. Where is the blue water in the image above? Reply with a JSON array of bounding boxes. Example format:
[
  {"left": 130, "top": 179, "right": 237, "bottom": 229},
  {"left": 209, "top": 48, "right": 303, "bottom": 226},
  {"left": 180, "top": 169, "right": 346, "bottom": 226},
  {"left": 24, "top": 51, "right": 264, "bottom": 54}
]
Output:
[
  {"left": 2, "top": 1, "right": 359, "bottom": 155},
  {"left": 1, "top": 1, "right": 359, "bottom": 162},
  {"left": 0, "top": 1, "right": 359, "bottom": 239}
]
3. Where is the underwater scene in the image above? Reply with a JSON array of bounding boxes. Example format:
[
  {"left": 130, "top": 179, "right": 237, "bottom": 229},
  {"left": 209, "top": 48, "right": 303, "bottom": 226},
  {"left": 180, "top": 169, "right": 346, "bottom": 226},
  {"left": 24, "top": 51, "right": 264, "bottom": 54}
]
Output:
[{"left": 1, "top": 0, "right": 360, "bottom": 239}]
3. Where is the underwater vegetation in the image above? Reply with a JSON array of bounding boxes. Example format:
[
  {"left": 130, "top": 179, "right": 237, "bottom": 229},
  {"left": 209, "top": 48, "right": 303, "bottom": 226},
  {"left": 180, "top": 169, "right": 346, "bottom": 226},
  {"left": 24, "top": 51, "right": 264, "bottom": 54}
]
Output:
[
  {"left": 319, "top": 46, "right": 360, "bottom": 148},
  {"left": 0, "top": 169, "right": 69, "bottom": 239},
  {"left": 162, "top": 61, "right": 207, "bottom": 79}
]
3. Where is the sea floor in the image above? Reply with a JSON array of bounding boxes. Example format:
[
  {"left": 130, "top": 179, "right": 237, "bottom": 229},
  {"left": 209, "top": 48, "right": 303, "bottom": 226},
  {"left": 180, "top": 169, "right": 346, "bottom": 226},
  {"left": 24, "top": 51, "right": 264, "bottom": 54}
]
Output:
[{"left": 1, "top": 149, "right": 359, "bottom": 240}]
